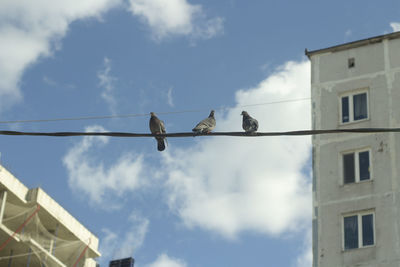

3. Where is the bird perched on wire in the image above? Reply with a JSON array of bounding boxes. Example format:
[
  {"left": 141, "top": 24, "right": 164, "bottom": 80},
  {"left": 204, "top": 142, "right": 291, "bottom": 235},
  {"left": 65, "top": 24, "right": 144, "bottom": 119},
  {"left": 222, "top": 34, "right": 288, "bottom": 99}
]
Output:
[
  {"left": 192, "top": 110, "right": 216, "bottom": 134},
  {"left": 241, "top": 111, "right": 258, "bottom": 133},
  {"left": 149, "top": 112, "right": 167, "bottom": 151}
]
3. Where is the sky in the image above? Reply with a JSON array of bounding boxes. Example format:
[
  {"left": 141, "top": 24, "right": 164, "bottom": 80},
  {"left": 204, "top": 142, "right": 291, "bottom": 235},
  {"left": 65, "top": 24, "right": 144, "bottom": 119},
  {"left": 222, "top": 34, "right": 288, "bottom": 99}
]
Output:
[{"left": 0, "top": 1, "right": 400, "bottom": 266}]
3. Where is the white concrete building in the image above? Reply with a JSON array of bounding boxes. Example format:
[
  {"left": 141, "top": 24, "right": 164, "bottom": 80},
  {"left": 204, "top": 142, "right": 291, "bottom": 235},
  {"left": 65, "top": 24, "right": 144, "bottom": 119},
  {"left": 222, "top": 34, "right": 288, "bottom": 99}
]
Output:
[
  {"left": 307, "top": 31, "right": 400, "bottom": 266},
  {"left": 0, "top": 164, "right": 100, "bottom": 266}
]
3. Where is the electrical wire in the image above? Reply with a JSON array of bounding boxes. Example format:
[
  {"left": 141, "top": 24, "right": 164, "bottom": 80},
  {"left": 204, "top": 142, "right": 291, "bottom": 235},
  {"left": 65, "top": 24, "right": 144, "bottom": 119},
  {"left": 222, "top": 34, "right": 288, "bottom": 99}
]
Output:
[
  {"left": 0, "top": 97, "right": 310, "bottom": 124},
  {"left": 0, "top": 128, "right": 399, "bottom": 138}
]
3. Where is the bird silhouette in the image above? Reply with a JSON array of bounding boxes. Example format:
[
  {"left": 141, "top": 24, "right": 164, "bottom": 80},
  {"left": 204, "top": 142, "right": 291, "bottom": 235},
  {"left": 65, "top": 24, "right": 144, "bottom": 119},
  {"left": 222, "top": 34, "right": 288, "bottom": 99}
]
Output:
[
  {"left": 241, "top": 111, "right": 258, "bottom": 133},
  {"left": 149, "top": 112, "right": 167, "bottom": 151},
  {"left": 192, "top": 110, "right": 216, "bottom": 133}
]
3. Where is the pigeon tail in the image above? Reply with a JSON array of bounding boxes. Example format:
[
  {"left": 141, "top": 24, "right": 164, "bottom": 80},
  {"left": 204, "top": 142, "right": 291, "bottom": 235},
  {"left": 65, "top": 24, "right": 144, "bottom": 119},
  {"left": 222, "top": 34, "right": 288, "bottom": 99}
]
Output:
[
  {"left": 157, "top": 139, "right": 166, "bottom": 151},
  {"left": 192, "top": 128, "right": 202, "bottom": 133}
]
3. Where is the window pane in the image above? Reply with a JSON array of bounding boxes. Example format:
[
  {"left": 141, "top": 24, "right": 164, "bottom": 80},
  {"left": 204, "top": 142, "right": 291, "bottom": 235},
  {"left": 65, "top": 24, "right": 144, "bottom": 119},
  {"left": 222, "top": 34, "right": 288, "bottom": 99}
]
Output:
[
  {"left": 342, "top": 96, "right": 349, "bottom": 123},
  {"left": 362, "top": 214, "right": 374, "bottom": 246},
  {"left": 359, "top": 151, "right": 370, "bottom": 181},
  {"left": 353, "top": 93, "right": 368, "bottom": 120},
  {"left": 344, "top": 215, "right": 359, "bottom": 249},
  {"left": 343, "top": 153, "right": 355, "bottom": 184}
]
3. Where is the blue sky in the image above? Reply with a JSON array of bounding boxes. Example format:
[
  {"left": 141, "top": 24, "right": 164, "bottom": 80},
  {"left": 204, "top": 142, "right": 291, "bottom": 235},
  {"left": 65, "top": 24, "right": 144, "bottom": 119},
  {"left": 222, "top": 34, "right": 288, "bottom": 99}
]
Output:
[{"left": 1, "top": 1, "right": 400, "bottom": 266}]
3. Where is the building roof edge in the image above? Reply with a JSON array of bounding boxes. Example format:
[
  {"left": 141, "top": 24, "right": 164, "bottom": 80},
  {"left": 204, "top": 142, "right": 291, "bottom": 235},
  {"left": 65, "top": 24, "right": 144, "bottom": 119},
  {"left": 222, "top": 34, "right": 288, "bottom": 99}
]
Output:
[{"left": 305, "top": 31, "right": 400, "bottom": 58}]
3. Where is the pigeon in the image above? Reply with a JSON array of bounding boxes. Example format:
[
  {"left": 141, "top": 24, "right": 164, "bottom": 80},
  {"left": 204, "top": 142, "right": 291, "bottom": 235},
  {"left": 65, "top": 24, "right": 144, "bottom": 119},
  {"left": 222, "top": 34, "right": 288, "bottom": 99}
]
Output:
[
  {"left": 149, "top": 112, "right": 167, "bottom": 151},
  {"left": 241, "top": 111, "right": 258, "bottom": 133},
  {"left": 192, "top": 110, "right": 216, "bottom": 134}
]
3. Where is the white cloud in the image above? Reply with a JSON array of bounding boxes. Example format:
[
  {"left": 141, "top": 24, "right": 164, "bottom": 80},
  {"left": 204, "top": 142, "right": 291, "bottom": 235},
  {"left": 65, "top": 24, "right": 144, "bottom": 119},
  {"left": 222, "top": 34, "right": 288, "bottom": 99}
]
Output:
[
  {"left": 167, "top": 87, "right": 174, "bottom": 107},
  {"left": 390, "top": 22, "right": 400, "bottom": 32},
  {"left": 62, "top": 125, "right": 146, "bottom": 206},
  {"left": 146, "top": 253, "right": 187, "bottom": 267},
  {"left": 0, "top": 0, "right": 121, "bottom": 110},
  {"left": 294, "top": 229, "right": 312, "bottom": 267},
  {"left": 115, "top": 213, "right": 149, "bottom": 259},
  {"left": 99, "top": 212, "right": 149, "bottom": 263},
  {"left": 98, "top": 57, "right": 118, "bottom": 114},
  {"left": 43, "top": 76, "right": 58, "bottom": 86},
  {"left": 128, "top": 0, "right": 223, "bottom": 40},
  {"left": 162, "top": 60, "right": 311, "bottom": 239}
]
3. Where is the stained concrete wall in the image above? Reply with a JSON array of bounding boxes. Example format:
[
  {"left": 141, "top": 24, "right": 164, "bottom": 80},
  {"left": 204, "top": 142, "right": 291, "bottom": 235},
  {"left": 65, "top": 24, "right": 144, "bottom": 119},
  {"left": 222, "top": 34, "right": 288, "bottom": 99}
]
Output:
[{"left": 310, "top": 35, "right": 400, "bottom": 267}]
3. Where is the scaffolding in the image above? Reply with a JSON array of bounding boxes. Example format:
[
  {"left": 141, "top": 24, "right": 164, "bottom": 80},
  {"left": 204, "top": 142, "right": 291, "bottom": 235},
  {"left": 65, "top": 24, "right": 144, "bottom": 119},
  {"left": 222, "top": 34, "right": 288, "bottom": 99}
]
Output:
[{"left": 0, "top": 165, "right": 100, "bottom": 267}]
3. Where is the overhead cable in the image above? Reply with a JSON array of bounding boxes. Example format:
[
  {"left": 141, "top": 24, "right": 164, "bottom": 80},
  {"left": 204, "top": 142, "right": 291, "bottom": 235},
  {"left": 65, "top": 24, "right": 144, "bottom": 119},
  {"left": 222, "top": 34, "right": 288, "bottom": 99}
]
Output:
[
  {"left": 0, "top": 128, "right": 398, "bottom": 138},
  {"left": 0, "top": 97, "right": 310, "bottom": 124}
]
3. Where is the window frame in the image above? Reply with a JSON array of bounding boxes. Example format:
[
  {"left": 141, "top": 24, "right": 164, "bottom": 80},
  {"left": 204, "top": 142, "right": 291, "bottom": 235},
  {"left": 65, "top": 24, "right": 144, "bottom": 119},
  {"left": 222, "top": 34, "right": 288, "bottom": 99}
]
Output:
[
  {"left": 341, "top": 148, "right": 372, "bottom": 185},
  {"left": 342, "top": 210, "right": 375, "bottom": 251},
  {"left": 339, "top": 89, "right": 369, "bottom": 124}
]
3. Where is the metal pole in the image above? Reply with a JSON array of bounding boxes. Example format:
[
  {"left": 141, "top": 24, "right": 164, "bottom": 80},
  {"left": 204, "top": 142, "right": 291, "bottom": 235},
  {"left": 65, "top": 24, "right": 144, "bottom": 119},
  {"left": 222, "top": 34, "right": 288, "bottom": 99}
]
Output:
[
  {"left": 7, "top": 249, "right": 13, "bottom": 267},
  {"left": 26, "top": 248, "right": 32, "bottom": 267},
  {"left": 51, "top": 223, "right": 59, "bottom": 255}
]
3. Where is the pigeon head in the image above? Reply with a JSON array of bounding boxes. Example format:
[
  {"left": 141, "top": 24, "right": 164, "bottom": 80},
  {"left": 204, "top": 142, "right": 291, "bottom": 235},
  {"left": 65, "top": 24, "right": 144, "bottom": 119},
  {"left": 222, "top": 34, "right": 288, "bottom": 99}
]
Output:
[
  {"left": 150, "top": 112, "right": 156, "bottom": 117},
  {"left": 241, "top": 111, "right": 249, "bottom": 116},
  {"left": 209, "top": 110, "right": 215, "bottom": 117}
]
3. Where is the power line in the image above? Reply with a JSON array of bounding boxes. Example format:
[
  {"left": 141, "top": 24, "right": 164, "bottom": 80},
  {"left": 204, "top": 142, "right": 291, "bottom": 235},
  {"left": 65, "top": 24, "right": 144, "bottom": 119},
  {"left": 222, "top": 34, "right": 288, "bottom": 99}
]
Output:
[
  {"left": 0, "top": 97, "right": 310, "bottom": 124},
  {"left": 0, "top": 128, "right": 399, "bottom": 138}
]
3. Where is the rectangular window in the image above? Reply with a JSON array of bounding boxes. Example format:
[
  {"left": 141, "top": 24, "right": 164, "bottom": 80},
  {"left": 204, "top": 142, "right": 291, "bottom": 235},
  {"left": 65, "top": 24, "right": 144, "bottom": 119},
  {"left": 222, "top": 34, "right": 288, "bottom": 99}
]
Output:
[
  {"left": 362, "top": 214, "right": 374, "bottom": 246},
  {"left": 341, "top": 91, "right": 368, "bottom": 123},
  {"left": 359, "top": 151, "right": 370, "bottom": 181},
  {"left": 343, "top": 153, "right": 355, "bottom": 184},
  {"left": 341, "top": 96, "right": 349, "bottom": 123},
  {"left": 342, "top": 149, "right": 371, "bottom": 184},
  {"left": 343, "top": 211, "right": 375, "bottom": 250},
  {"left": 348, "top": 58, "right": 355, "bottom": 68},
  {"left": 344, "top": 215, "right": 358, "bottom": 250},
  {"left": 353, "top": 93, "right": 368, "bottom": 120}
]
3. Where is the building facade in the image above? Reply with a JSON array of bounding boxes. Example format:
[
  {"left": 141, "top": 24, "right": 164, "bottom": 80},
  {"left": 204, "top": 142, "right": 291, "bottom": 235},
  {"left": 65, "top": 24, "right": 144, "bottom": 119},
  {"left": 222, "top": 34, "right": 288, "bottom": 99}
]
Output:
[
  {"left": 0, "top": 164, "right": 100, "bottom": 266},
  {"left": 307, "top": 31, "right": 400, "bottom": 266},
  {"left": 109, "top": 257, "right": 135, "bottom": 267}
]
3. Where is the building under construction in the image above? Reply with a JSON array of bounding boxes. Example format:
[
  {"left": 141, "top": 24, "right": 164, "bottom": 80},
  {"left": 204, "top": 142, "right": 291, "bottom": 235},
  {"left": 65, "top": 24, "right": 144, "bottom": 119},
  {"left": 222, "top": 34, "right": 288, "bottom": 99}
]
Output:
[{"left": 0, "top": 164, "right": 100, "bottom": 266}]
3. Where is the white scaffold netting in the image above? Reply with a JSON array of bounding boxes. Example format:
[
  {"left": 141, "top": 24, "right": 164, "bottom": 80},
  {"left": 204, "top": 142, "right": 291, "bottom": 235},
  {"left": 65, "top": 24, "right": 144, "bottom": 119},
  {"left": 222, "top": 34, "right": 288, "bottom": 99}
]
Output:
[{"left": 0, "top": 201, "right": 91, "bottom": 267}]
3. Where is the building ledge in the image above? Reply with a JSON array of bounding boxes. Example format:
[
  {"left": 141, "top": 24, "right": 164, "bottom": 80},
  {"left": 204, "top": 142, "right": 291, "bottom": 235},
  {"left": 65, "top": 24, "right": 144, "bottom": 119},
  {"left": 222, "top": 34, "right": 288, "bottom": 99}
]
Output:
[{"left": 305, "top": 31, "right": 400, "bottom": 58}]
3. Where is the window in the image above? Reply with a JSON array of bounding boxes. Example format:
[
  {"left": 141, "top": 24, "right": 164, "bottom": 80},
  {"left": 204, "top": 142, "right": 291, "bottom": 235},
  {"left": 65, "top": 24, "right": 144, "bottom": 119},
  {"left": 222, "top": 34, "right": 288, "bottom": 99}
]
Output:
[
  {"left": 348, "top": 58, "right": 355, "bottom": 68},
  {"left": 343, "top": 149, "right": 371, "bottom": 184},
  {"left": 343, "top": 211, "right": 375, "bottom": 250},
  {"left": 340, "top": 91, "right": 368, "bottom": 123}
]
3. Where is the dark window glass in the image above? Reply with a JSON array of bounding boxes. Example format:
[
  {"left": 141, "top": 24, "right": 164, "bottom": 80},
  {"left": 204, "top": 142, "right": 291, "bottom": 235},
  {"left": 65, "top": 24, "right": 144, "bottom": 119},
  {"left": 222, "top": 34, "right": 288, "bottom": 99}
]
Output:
[
  {"left": 359, "top": 151, "right": 370, "bottom": 181},
  {"left": 353, "top": 93, "right": 368, "bottom": 120},
  {"left": 348, "top": 58, "right": 355, "bottom": 68},
  {"left": 344, "top": 215, "right": 358, "bottom": 249},
  {"left": 362, "top": 214, "right": 374, "bottom": 246},
  {"left": 343, "top": 153, "right": 355, "bottom": 184},
  {"left": 342, "top": 96, "right": 349, "bottom": 123}
]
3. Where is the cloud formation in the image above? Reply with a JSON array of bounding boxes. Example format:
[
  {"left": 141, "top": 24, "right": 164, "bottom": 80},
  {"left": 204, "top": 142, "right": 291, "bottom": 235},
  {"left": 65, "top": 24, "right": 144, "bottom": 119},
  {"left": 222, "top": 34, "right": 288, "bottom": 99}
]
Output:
[
  {"left": 100, "top": 212, "right": 149, "bottom": 263},
  {"left": 294, "top": 229, "right": 312, "bottom": 267},
  {"left": 98, "top": 57, "right": 118, "bottom": 114},
  {"left": 146, "top": 253, "right": 187, "bottom": 267},
  {"left": 162, "top": 61, "right": 311, "bottom": 239},
  {"left": 390, "top": 22, "right": 400, "bottom": 32},
  {"left": 0, "top": 1, "right": 222, "bottom": 111},
  {"left": 0, "top": 0, "right": 121, "bottom": 111},
  {"left": 63, "top": 125, "right": 146, "bottom": 206},
  {"left": 167, "top": 87, "right": 174, "bottom": 107},
  {"left": 128, "top": 0, "right": 223, "bottom": 40}
]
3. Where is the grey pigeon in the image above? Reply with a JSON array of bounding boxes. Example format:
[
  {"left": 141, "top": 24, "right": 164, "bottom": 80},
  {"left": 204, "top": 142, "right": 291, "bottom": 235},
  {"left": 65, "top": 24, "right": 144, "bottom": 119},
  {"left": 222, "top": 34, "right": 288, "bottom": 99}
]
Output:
[
  {"left": 241, "top": 111, "right": 258, "bottom": 133},
  {"left": 192, "top": 110, "right": 216, "bottom": 133},
  {"left": 149, "top": 112, "right": 166, "bottom": 151}
]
